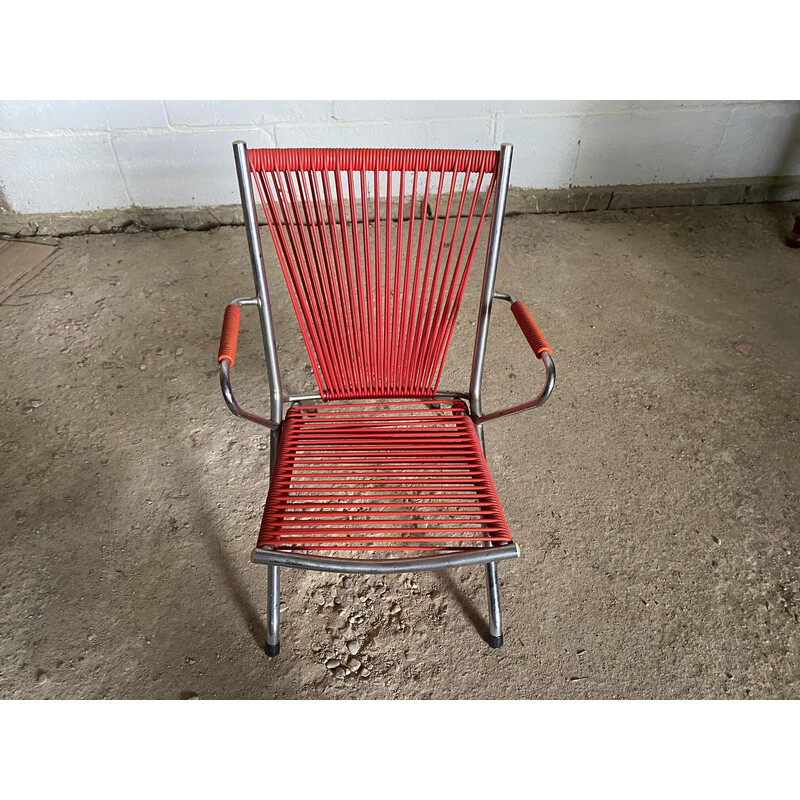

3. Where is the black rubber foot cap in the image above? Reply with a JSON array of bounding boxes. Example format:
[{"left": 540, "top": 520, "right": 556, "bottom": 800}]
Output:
[
  {"left": 265, "top": 642, "right": 280, "bottom": 658},
  {"left": 488, "top": 634, "right": 504, "bottom": 649}
]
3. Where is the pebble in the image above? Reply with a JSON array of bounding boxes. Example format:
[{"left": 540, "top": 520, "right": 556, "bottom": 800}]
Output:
[
  {"left": 343, "top": 578, "right": 352, "bottom": 589},
  {"left": 334, "top": 667, "right": 346, "bottom": 679},
  {"left": 139, "top": 363, "right": 147, "bottom": 371},
  {"left": 175, "top": 347, "right": 184, "bottom": 356},
  {"left": 29, "top": 399, "right": 43, "bottom": 408},
  {"left": 185, "top": 657, "right": 196, "bottom": 665},
  {"left": 183, "top": 692, "right": 199, "bottom": 700},
  {"left": 36, "top": 670, "right": 48, "bottom": 685},
  {"left": 346, "top": 640, "right": 361, "bottom": 656},
  {"left": 314, "top": 591, "right": 325, "bottom": 606},
  {"left": 389, "top": 603, "right": 401, "bottom": 615},
  {"left": 279, "top": 602, "right": 288, "bottom": 613},
  {"left": 325, "top": 658, "right": 340, "bottom": 670},
  {"left": 89, "top": 225, "right": 101, "bottom": 234},
  {"left": 360, "top": 669, "right": 371, "bottom": 678},
  {"left": 349, "top": 658, "right": 361, "bottom": 672}
]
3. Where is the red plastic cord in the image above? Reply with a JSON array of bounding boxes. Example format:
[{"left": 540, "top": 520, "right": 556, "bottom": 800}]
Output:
[
  {"left": 257, "top": 400, "right": 513, "bottom": 553},
  {"left": 510, "top": 301, "right": 552, "bottom": 358},
  {"left": 248, "top": 147, "right": 498, "bottom": 175},
  {"left": 217, "top": 304, "right": 240, "bottom": 366},
  {"left": 249, "top": 147, "right": 501, "bottom": 400}
]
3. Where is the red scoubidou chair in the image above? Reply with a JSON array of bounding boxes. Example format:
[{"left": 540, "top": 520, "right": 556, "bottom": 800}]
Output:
[{"left": 217, "top": 142, "right": 555, "bottom": 657}]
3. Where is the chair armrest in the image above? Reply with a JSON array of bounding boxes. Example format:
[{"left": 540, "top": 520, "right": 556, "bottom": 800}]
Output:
[
  {"left": 473, "top": 291, "right": 556, "bottom": 424},
  {"left": 509, "top": 298, "right": 552, "bottom": 358},
  {"left": 218, "top": 300, "right": 280, "bottom": 431}
]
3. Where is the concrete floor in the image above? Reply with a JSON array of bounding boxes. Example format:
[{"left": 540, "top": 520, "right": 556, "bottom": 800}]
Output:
[{"left": 1, "top": 202, "right": 798, "bottom": 699}]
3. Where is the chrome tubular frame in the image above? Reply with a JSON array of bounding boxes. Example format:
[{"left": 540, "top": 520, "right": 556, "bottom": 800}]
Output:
[
  {"left": 219, "top": 358, "right": 279, "bottom": 431},
  {"left": 469, "top": 143, "right": 515, "bottom": 436},
  {"left": 471, "top": 292, "right": 556, "bottom": 425},
  {"left": 233, "top": 141, "right": 284, "bottom": 450},
  {"left": 252, "top": 543, "right": 519, "bottom": 574},
  {"left": 468, "top": 143, "right": 515, "bottom": 648},
  {"left": 218, "top": 296, "right": 280, "bottom": 431},
  {"left": 468, "top": 146, "right": 556, "bottom": 431},
  {"left": 232, "top": 140, "right": 285, "bottom": 656}
]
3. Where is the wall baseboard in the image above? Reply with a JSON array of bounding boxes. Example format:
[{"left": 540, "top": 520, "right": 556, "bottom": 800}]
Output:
[{"left": 2, "top": 176, "right": 798, "bottom": 239}]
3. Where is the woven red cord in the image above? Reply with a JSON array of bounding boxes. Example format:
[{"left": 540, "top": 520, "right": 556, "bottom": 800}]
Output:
[
  {"left": 248, "top": 147, "right": 501, "bottom": 400},
  {"left": 248, "top": 147, "right": 498, "bottom": 174},
  {"left": 257, "top": 400, "right": 512, "bottom": 553}
]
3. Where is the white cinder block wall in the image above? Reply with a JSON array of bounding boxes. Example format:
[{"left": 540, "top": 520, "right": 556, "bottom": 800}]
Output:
[{"left": 1, "top": 100, "right": 799, "bottom": 215}]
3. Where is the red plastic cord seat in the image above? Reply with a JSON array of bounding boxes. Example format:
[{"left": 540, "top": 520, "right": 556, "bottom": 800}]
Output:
[{"left": 257, "top": 399, "right": 512, "bottom": 554}]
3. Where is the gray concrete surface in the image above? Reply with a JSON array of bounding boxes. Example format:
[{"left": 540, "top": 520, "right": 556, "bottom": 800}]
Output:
[{"left": 1, "top": 202, "right": 798, "bottom": 699}]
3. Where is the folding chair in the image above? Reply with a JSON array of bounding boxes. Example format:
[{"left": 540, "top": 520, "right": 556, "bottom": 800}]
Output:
[{"left": 218, "top": 142, "right": 555, "bottom": 657}]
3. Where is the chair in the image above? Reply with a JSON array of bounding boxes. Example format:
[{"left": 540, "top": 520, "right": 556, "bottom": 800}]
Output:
[{"left": 217, "top": 142, "right": 555, "bottom": 657}]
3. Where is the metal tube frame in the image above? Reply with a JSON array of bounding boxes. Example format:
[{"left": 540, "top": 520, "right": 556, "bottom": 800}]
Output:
[
  {"left": 219, "top": 356, "right": 279, "bottom": 432},
  {"left": 469, "top": 143, "right": 515, "bottom": 431},
  {"left": 464, "top": 145, "right": 557, "bottom": 646},
  {"left": 233, "top": 141, "right": 284, "bottom": 435},
  {"left": 467, "top": 144, "right": 515, "bottom": 647},
  {"left": 232, "top": 141, "right": 285, "bottom": 655},
  {"left": 218, "top": 296, "right": 278, "bottom": 429},
  {"left": 472, "top": 289, "right": 556, "bottom": 425},
  {"left": 222, "top": 141, "right": 541, "bottom": 655},
  {"left": 252, "top": 543, "right": 519, "bottom": 574}
]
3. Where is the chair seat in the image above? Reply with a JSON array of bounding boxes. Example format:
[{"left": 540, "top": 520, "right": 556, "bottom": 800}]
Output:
[{"left": 257, "top": 399, "right": 513, "bottom": 555}]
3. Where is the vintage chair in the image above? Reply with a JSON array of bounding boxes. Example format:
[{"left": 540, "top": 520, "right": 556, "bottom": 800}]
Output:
[{"left": 217, "top": 142, "right": 555, "bottom": 657}]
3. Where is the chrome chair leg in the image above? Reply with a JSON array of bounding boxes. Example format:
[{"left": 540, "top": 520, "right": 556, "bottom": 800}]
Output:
[
  {"left": 485, "top": 561, "right": 503, "bottom": 648},
  {"left": 265, "top": 564, "right": 280, "bottom": 657}
]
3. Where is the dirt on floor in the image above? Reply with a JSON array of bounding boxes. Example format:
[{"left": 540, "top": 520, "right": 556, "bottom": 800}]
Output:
[{"left": 1, "top": 202, "right": 799, "bottom": 699}]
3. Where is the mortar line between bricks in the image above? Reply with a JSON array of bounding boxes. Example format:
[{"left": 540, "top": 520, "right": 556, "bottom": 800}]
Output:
[
  {"left": 108, "top": 135, "right": 134, "bottom": 208},
  {"left": 570, "top": 135, "right": 582, "bottom": 188},
  {"left": 158, "top": 100, "right": 170, "bottom": 128}
]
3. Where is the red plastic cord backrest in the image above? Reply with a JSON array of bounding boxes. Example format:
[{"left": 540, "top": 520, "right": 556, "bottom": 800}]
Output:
[{"left": 248, "top": 147, "right": 500, "bottom": 400}]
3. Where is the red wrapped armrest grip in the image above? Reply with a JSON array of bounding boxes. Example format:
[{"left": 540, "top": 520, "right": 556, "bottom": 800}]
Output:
[
  {"left": 510, "top": 301, "right": 551, "bottom": 358},
  {"left": 218, "top": 304, "right": 241, "bottom": 366}
]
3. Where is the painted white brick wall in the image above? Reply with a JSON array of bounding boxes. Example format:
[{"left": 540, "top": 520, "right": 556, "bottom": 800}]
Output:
[
  {"left": 499, "top": 115, "right": 583, "bottom": 188},
  {"left": 572, "top": 105, "right": 733, "bottom": 186},
  {"left": 113, "top": 128, "right": 275, "bottom": 209},
  {"left": 0, "top": 100, "right": 798, "bottom": 214}
]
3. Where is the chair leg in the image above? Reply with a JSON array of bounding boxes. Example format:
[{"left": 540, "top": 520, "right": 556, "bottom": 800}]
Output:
[
  {"left": 265, "top": 564, "right": 280, "bottom": 657},
  {"left": 485, "top": 561, "right": 503, "bottom": 648}
]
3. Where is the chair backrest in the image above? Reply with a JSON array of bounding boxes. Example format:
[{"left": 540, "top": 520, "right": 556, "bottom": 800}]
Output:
[{"left": 247, "top": 147, "right": 502, "bottom": 400}]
